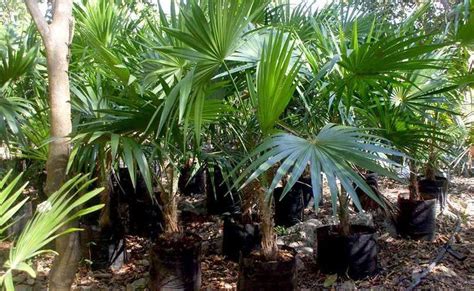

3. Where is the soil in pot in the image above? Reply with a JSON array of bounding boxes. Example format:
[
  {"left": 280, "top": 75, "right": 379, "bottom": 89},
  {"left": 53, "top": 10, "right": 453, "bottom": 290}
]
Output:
[
  {"left": 149, "top": 233, "right": 202, "bottom": 291},
  {"left": 397, "top": 193, "right": 436, "bottom": 241},
  {"left": 418, "top": 176, "right": 448, "bottom": 211},
  {"left": 316, "top": 225, "right": 378, "bottom": 280},
  {"left": 205, "top": 165, "right": 241, "bottom": 215},
  {"left": 238, "top": 246, "right": 297, "bottom": 291},
  {"left": 222, "top": 213, "right": 261, "bottom": 262}
]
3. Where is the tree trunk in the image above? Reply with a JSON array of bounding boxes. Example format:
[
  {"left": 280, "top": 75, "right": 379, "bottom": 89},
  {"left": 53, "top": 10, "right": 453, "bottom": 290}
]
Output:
[
  {"left": 338, "top": 192, "right": 350, "bottom": 236},
  {"left": 24, "top": 1, "right": 76, "bottom": 290},
  {"left": 408, "top": 159, "right": 420, "bottom": 200},
  {"left": 159, "top": 164, "right": 180, "bottom": 235},
  {"left": 424, "top": 162, "right": 436, "bottom": 182},
  {"left": 425, "top": 141, "right": 437, "bottom": 181},
  {"left": 259, "top": 170, "right": 278, "bottom": 260},
  {"left": 259, "top": 191, "right": 278, "bottom": 260},
  {"left": 240, "top": 179, "right": 259, "bottom": 224}
]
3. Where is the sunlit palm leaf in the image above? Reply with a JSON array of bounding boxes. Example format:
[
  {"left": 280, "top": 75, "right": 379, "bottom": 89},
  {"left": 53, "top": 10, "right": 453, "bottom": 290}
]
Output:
[
  {"left": 235, "top": 124, "right": 403, "bottom": 215},
  {"left": 0, "top": 44, "right": 37, "bottom": 87},
  {"left": 0, "top": 175, "right": 103, "bottom": 291},
  {"left": 249, "top": 31, "right": 301, "bottom": 135},
  {"left": 0, "top": 171, "right": 28, "bottom": 237},
  {"left": 160, "top": 0, "right": 265, "bottom": 83}
]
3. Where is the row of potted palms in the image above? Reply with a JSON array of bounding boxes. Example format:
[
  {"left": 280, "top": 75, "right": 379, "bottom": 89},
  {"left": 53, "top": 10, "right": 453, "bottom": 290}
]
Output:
[{"left": 1, "top": 0, "right": 472, "bottom": 289}]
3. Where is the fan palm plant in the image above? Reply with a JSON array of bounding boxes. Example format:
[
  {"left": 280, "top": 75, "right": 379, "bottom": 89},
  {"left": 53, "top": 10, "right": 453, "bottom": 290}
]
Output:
[
  {"left": 0, "top": 36, "right": 37, "bottom": 138},
  {"left": 300, "top": 2, "right": 464, "bottom": 199},
  {"left": 350, "top": 56, "right": 462, "bottom": 199},
  {"left": 230, "top": 8, "right": 421, "bottom": 261},
  {"left": 66, "top": 0, "right": 157, "bottom": 237}
]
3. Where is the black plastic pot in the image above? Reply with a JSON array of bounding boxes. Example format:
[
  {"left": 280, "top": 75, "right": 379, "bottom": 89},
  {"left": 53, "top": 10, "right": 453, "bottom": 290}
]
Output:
[
  {"left": 354, "top": 172, "right": 383, "bottom": 211},
  {"left": 237, "top": 246, "right": 297, "bottom": 291},
  {"left": 179, "top": 165, "right": 206, "bottom": 196},
  {"left": 297, "top": 176, "right": 323, "bottom": 207},
  {"left": 316, "top": 225, "right": 378, "bottom": 279},
  {"left": 397, "top": 194, "right": 436, "bottom": 241},
  {"left": 222, "top": 213, "right": 261, "bottom": 262},
  {"left": 149, "top": 233, "right": 202, "bottom": 291},
  {"left": 82, "top": 226, "right": 127, "bottom": 271},
  {"left": 273, "top": 176, "right": 324, "bottom": 227},
  {"left": 113, "top": 168, "right": 164, "bottom": 237},
  {"left": 274, "top": 187, "right": 305, "bottom": 227},
  {"left": 206, "top": 166, "right": 241, "bottom": 215},
  {"left": 418, "top": 176, "right": 448, "bottom": 211}
]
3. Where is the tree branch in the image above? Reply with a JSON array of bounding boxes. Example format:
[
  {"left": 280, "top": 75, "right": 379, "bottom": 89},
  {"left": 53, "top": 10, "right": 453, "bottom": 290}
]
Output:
[{"left": 24, "top": 0, "right": 49, "bottom": 39}]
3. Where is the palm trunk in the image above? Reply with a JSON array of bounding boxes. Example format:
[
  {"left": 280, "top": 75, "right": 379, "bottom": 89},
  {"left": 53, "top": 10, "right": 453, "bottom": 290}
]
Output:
[
  {"left": 25, "top": 1, "right": 76, "bottom": 290},
  {"left": 409, "top": 159, "right": 420, "bottom": 200},
  {"left": 98, "top": 171, "right": 112, "bottom": 231},
  {"left": 240, "top": 179, "right": 259, "bottom": 224},
  {"left": 424, "top": 162, "right": 436, "bottom": 182},
  {"left": 163, "top": 193, "right": 179, "bottom": 234},
  {"left": 259, "top": 191, "right": 278, "bottom": 260},
  {"left": 159, "top": 164, "right": 180, "bottom": 234},
  {"left": 258, "top": 169, "right": 278, "bottom": 260},
  {"left": 425, "top": 142, "right": 436, "bottom": 181},
  {"left": 338, "top": 192, "right": 350, "bottom": 236}
]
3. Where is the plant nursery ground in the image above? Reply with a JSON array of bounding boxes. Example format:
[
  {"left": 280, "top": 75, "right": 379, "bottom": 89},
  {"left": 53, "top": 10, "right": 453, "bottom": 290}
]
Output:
[{"left": 5, "top": 176, "right": 473, "bottom": 291}]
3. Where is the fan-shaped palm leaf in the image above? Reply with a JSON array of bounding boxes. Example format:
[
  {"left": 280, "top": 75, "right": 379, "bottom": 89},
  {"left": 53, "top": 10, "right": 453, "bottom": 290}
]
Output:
[{"left": 235, "top": 124, "right": 403, "bottom": 215}]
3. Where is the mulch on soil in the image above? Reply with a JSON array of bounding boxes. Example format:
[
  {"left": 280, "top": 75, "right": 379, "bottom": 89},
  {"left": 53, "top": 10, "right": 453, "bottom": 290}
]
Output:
[{"left": 2, "top": 177, "right": 472, "bottom": 290}]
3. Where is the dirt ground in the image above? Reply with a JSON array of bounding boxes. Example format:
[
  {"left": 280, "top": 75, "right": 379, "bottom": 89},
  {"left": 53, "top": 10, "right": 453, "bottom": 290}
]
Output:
[{"left": 6, "top": 176, "right": 473, "bottom": 290}]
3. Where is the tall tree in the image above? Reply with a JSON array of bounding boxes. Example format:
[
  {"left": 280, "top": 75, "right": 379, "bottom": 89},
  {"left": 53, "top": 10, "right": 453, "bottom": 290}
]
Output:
[{"left": 23, "top": 0, "right": 77, "bottom": 290}]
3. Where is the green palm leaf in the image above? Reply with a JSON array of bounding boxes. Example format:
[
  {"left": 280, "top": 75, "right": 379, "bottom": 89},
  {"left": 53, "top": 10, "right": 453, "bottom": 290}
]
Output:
[
  {"left": 235, "top": 124, "right": 403, "bottom": 215},
  {"left": 0, "top": 43, "right": 37, "bottom": 87},
  {"left": 0, "top": 175, "right": 103, "bottom": 291},
  {"left": 248, "top": 31, "right": 301, "bottom": 135},
  {"left": 0, "top": 171, "right": 28, "bottom": 237},
  {"left": 160, "top": 0, "right": 265, "bottom": 83}
]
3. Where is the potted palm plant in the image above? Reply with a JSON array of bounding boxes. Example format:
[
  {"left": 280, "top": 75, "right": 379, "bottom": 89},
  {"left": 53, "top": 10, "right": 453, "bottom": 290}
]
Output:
[
  {"left": 145, "top": 0, "right": 271, "bottom": 286},
  {"left": 355, "top": 74, "right": 457, "bottom": 241},
  {"left": 148, "top": 0, "right": 274, "bottom": 267},
  {"left": 419, "top": 137, "right": 449, "bottom": 210},
  {"left": 70, "top": 0, "right": 267, "bottom": 287},
  {"left": 236, "top": 3, "right": 461, "bottom": 280},
  {"left": 236, "top": 125, "right": 404, "bottom": 283},
  {"left": 149, "top": 146, "right": 203, "bottom": 291},
  {"left": 329, "top": 4, "right": 462, "bottom": 241},
  {"left": 418, "top": 111, "right": 463, "bottom": 211},
  {"left": 226, "top": 24, "right": 407, "bottom": 285}
]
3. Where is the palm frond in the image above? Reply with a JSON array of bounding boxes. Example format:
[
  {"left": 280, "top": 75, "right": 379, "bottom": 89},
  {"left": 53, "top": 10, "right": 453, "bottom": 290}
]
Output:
[
  {"left": 0, "top": 175, "right": 103, "bottom": 290},
  {"left": 0, "top": 43, "right": 37, "bottom": 87},
  {"left": 0, "top": 171, "right": 28, "bottom": 237},
  {"left": 235, "top": 124, "right": 403, "bottom": 215},
  {"left": 249, "top": 31, "right": 301, "bottom": 135},
  {"left": 160, "top": 0, "right": 265, "bottom": 83}
]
